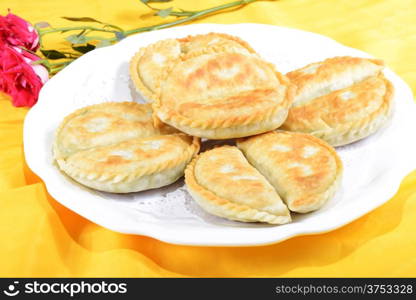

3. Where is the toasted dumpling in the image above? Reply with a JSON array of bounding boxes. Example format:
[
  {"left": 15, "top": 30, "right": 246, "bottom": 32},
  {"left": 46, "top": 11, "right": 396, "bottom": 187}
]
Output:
[
  {"left": 287, "top": 56, "right": 385, "bottom": 106},
  {"left": 237, "top": 131, "right": 342, "bottom": 213},
  {"left": 185, "top": 146, "right": 291, "bottom": 224},
  {"left": 53, "top": 102, "right": 200, "bottom": 193},
  {"left": 129, "top": 33, "right": 257, "bottom": 103},
  {"left": 129, "top": 39, "right": 182, "bottom": 102},
  {"left": 178, "top": 32, "right": 257, "bottom": 57},
  {"left": 154, "top": 51, "right": 295, "bottom": 139},
  {"left": 53, "top": 101, "right": 177, "bottom": 158},
  {"left": 282, "top": 56, "right": 394, "bottom": 146}
]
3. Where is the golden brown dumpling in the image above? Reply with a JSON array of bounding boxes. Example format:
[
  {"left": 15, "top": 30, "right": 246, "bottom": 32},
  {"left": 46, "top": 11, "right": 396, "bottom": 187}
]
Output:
[
  {"left": 53, "top": 102, "right": 200, "bottom": 193},
  {"left": 281, "top": 56, "right": 394, "bottom": 146}
]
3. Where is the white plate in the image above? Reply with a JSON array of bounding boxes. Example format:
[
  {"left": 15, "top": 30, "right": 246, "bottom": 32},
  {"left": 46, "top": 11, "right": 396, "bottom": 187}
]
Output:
[{"left": 24, "top": 24, "right": 416, "bottom": 247}]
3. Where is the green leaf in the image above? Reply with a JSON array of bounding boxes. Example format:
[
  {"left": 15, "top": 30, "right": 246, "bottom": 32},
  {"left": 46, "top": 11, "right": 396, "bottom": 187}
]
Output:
[
  {"left": 72, "top": 43, "right": 96, "bottom": 54},
  {"left": 40, "top": 49, "right": 67, "bottom": 60},
  {"left": 62, "top": 16, "right": 103, "bottom": 24},
  {"left": 115, "top": 32, "right": 125, "bottom": 41},
  {"left": 66, "top": 34, "right": 88, "bottom": 44},
  {"left": 62, "top": 16, "right": 123, "bottom": 32},
  {"left": 156, "top": 7, "right": 173, "bottom": 18},
  {"left": 84, "top": 36, "right": 110, "bottom": 41},
  {"left": 34, "top": 22, "right": 50, "bottom": 29},
  {"left": 141, "top": 0, "right": 173, "bottom": 3},
  {"left": 66, "top": 34, "right": 110, "bottom": 44}
]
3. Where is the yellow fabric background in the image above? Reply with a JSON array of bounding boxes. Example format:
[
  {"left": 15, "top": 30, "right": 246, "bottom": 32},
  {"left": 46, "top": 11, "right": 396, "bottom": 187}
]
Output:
[{"left": 1, "top": 0, "right": 415, "bottom": 277}]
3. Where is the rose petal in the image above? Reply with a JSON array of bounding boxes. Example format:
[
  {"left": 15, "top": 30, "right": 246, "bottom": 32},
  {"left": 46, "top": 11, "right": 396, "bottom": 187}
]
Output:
[
  {"left": 0, "top": 12, "right": 40, "bottom": 51},
  {"left": 0, "top": 45, "right": 47, "bottom": 107},
  {"left": 32, "top": 64, "right": 49, "bottom": 84}
]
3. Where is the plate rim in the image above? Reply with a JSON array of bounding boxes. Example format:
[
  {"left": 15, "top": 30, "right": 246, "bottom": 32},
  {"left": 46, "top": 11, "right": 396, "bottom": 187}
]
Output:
[{"left": 23, "top": 23, "right": 416, "bottom": 247}]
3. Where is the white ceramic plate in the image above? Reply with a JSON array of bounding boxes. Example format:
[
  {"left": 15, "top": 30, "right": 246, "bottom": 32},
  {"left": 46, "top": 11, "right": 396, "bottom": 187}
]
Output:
[{"left": 24, "top": 24, "right": 416, "bottom": 247}]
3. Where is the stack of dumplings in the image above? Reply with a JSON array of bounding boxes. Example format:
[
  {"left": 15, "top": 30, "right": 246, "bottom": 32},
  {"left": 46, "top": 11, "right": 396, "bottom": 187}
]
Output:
[
  {"left": 130, "top": 33, "right": 295, "bottom": 139},
  {"left": 53, "top": 33, "right": 394, "bottom": 225}
]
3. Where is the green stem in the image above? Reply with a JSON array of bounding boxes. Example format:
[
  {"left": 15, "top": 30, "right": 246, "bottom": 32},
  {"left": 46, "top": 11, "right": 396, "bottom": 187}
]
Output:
[
  {"left": 36, "top": 0, "right": 264, "bottom": 75},
  {"left": 122, "top": 0, "right": 259, "bottom": 37},
  {"left": 39, "top": 26, "right": 118, "bottom": 36}
]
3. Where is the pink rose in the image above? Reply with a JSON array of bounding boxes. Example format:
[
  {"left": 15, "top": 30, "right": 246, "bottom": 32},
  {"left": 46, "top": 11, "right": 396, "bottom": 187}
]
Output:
[
  {"left": 0, "top": 11, "right": 39, "bottom": 51},
  {"left": 0, "top": 44, "right": 48, "bottom": 107}
]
